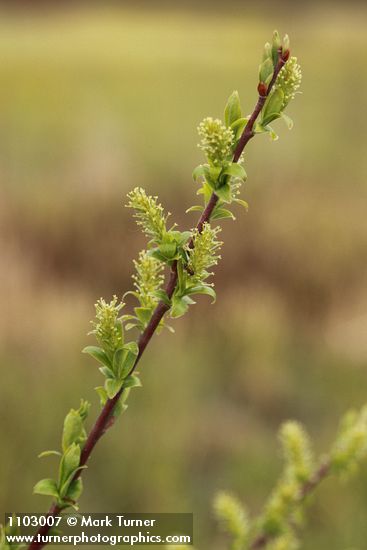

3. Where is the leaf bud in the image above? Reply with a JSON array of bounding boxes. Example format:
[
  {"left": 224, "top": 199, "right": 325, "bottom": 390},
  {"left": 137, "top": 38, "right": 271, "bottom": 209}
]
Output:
[
  {"left": 283, "top": 34, "right": 290, "bottom": 51},
  {"left": 272, "top": 30, "right": 282, "bottom": 50},
  {"left": 259, "top": 57, "right": 274, "bottom": 86},
  {"left": 224, "top": 90, "right": 242, "bottom": 127},
  {"left": 282, "top": 49, "right": 290, "bottom": 62},
  {"left": 272, "top": 30, "right": 282, "bottom": 65},
  {"left": 262, "top": 41, "right": 272, "bottom": 62},
  {"left": 258, "top": 82, "right": 268, "bottom": 97}
]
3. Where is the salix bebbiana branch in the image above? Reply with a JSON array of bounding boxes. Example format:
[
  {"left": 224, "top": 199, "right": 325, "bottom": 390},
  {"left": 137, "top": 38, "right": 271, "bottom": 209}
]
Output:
[
  {"left": 213, "top": 406, "right": 367, "bottom": 550},
  {"left": 1, "top": 31, "right": 302, "bottom": 550}
]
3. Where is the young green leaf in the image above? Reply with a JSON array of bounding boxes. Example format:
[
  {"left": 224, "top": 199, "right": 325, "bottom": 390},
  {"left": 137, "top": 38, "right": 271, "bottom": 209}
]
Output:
[
  {"left": 224, "top": 91, "right": 242, "bottom": 127},
  {"left": 281, "top": 112, "right": 294, "bottom": 130},
  {"left": 82, "top": 346, "right": 112, "bottom": 368},
  {"left": 259, "top": 57, "right": 274, "bottom": 85},
  {"left": 38, "top": 450, "right": 62, "bottom": 459},
  {"left": 122, "top": 374, "right": 142, "bottom": 389},
  {"left": 58, "top": 443, "right": 81, "bottom": 491},
  {"left": 192, "top": 164, "right": 206, "bottom": 182},
  {"left": 234, "top": 198, "right": 249, "bottom": 210},
  {"left": 134, "top": 307, "right": 152, "bottom": 326},
  {"left": 66, "top": 478, "right": 83, "bottom": 503},
  {"left": 169, "top": 230, "right": 192, "bottom": 247},
  {"left": 61, "top": 402, "right": 89, "bottom": 453},
  {"left": 99, "top": 366, "right": 115, "bottom": 378},
  {"left": 231, "top": 117, "right": 249, "bottom": 140},
  {"left": 158, "top": 242, "right": 178, "bottom": 261},
  {"left": 124, "top": 341, "right": 139, "bottom": 355},
  {"left": 113, "top": 348, "right": 125, "bottom": 375},
  {"left": 186, "top": 205, "right": 204, "bottom": 214},
  {"left": 211, "top": 208, "right": 236, "bottom": 221},
  {"left": 122, "top": 351, "right": 138, "bottom": 379},
  {"left": 125, "top": 322, "right": 138, "bottom": 331},
  {"left": 33, "top": 478, "right": 59, "bottom": 498},
  {"left": 113, "top": 400, "right": 129, "bottom": 419},
  {"left": 184, "top": 284, "right": 216, "bottom": 303},
  {"left": 222, "top": 163, "right": 247, "bottom": 182},
  {"left": 261, "top": 89, "right": 285, "bottom": 126},
  {"left": 272, "top": 30, "right": 281, "bottom": 66},
  {"left": 170, "top": 295, "right": 195, "bottom": 318},
  {"left": 153, "top": 289, "right": 172, "bottom": 307},
  {"left": 1, "top": 518, "right": 24, "bottom": 550},
  {"left": 215, "top": 183, "right": 232, "bottom": 203},
  {"left": 95, "top": 386, "right": 108, "bottom": 407},
  {"left": 62, "top": 411, "right": 85, "bottom": 453},
  {"left": 105, "top": 378, "right": 123, "bottom": 400}
]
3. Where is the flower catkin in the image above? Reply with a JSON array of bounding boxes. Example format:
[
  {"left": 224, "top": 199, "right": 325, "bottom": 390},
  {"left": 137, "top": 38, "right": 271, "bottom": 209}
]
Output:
[
  {"left": 280, "top": 421, "right": 314, "bottom": 483},
  {"left": 214, "top": 491, "right": 249, "bottom": 548},
  {"left": 126, "top": 187, "right": 168, "bottom": 243},
  {"left": 198, "top": 117, "right": 234, "bottom": 166},
  {"left": 187, "top": 223, "right": 222, "bottom": 283},
  {"left": 132, "top": 250, "right": 164, "bottom": 309},
  {"left": 275, "top": 56, "right": 302, "bottom": 108},
  {"left": 331, "top": 405, "right": 367, "bottom": 475},
  {"left": 91, "top": 296, "right": 124, "bottom": 353}
]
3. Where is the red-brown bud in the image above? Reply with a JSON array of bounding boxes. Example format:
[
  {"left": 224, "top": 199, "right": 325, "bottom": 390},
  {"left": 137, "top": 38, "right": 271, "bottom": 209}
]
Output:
[
  {"left": 282, "top": 49, "right": 290, "bottom": 62},
  {"left": 257, "top": 82, "right": 268, "bottom": 97}
]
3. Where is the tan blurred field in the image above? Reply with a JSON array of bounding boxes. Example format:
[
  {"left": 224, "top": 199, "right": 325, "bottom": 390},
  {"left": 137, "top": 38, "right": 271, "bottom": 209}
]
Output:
[{"left": 1, "top": 4, "right": 367, "bottom": 549}]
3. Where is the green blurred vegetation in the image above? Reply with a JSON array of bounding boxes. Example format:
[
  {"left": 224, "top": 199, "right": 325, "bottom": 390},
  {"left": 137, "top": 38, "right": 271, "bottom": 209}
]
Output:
[{"left": 1, "top": 4, "right": 367, "bottom": 549}]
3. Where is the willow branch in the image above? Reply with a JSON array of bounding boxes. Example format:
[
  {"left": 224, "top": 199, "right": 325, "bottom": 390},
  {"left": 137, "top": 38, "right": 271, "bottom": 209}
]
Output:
[
  {"left": 233, "top": 48, "right": 286, "bottom": 162},
  {"left": 250, "top": 461, "right": 331, "bottom": 549},
  {"left": 28, "top": 49, "right": 286, "bottom": 550}
]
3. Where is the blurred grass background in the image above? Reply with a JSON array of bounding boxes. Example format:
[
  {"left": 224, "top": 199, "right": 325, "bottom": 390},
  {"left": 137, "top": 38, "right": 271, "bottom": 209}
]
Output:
[{"left": 1, "top": 2, "right": 367, "bottom": 548}]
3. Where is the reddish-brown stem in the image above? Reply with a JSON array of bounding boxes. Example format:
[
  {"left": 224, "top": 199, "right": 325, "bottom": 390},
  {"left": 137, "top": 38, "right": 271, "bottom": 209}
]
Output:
[
  {"left": 28, "top": 192, "right": 219, "bottom": 550},
  {"left": 27, "top": 504, "right": 61, "bottom": 550},
  {"left": 28, "top": 49, "right": 288, "bottom": 550},
  {"left": 233, "top": 49, "right": 286, "bottom": 163},
  {"left": 250, "top": 461, "right": 331, "bottom": 549}
]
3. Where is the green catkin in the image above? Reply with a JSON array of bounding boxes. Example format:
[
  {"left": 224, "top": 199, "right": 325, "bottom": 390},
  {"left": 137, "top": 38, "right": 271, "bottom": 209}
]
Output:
[
  {"left": 132, "top": 250, "right": 164, "bottom": 309},
  {"left": 331, "top": 405, "right": 367, "bottom": 476},
  {"left": 280, "top": 421, "right": 314, "bottom": 483},
  {"left": 126, "top": 187, "right": 168, "bottom": 242},
  {"left": 198, "top": 117, "right": 234, "bottom": 166},
  {"left": 214, "top": 491, "right": 249, "bottom": 550},
  {"left": 268, "top": 531, "right": 300, "bottom": 550},
  {"left": 187, "top": 223, "right": 222, "bottom": 283},
  {"left": 274, "top": 57, "right": 302, "bottom": 108},
  {"left": 91, "top": 296, "right": 124, "bottom": 353}
]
